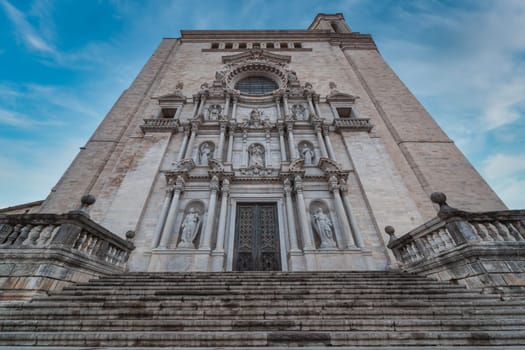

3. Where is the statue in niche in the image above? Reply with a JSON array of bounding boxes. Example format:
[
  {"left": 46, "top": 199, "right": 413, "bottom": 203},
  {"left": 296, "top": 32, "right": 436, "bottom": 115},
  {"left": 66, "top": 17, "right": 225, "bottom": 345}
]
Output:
[
  {"left": 208, "top": 104, "right": 222, "bottom": 120},
  {"left": 312, "top": 208, "right": 337, "bottom": 249},
  {"left": 178, "top": 208, "right": 201, "bottom": 249},
  {"left": 199, "top": 142, "right": 213, "bottom": 165},
  {"left": 300, "top": 143, "right": 315, "bottom": 165},
  {"left": 248, "top": 144, "right": 265, "bottom": 167},
  {"left": 291, "top": 104, "right": 306, "bottom": 120}
]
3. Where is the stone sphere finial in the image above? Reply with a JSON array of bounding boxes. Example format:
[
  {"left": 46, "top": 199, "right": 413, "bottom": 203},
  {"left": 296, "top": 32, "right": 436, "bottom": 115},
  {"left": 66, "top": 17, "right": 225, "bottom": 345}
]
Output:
[
  {"left": 384, "top": 226, "right": 397, "bottom": 244},
  {"left": 430, "top": 192, "right": 447, "bottom": 206},
  {"left": 125, "top": 230, "right": 135, "bottom": 241},
  {"left": 81, "top": 194, "right": 96, "bottom": 206}
]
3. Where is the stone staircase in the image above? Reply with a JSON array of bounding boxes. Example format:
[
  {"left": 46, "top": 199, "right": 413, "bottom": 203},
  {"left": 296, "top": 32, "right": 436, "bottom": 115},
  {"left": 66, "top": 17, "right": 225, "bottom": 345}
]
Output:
[{"left": 1, "top": 271, "right": 525, "bottom": 348}]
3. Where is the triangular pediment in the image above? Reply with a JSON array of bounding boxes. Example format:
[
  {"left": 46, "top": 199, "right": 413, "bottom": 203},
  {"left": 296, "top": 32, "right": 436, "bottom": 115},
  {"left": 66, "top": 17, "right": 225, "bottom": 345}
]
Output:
[
  {"left": 154, "top": 92, "right": 186, "bottom": 102},
  {"left": 222, "top": 49, "right": 291, "bottom": 64},
  {"left": 326, "top": 92, "right": 357, "bottom": 103}
]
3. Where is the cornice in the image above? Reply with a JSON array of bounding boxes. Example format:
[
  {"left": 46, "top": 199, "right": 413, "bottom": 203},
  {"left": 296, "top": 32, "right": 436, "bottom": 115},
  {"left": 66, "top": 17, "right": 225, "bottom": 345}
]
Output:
[{"left": 177, "top": 31, "right": 376, "bottom": 49}]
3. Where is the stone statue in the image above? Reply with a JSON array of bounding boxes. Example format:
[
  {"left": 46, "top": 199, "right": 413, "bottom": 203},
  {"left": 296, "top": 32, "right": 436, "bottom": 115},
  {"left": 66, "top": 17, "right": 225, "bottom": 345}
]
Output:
[
  {"left": 199, "top": 142, "right": 213, "bottom": 165},
  {"left": 178, "top": 208, "right": 201, "bottom": 248},
  {"left": 312, "top": 208, "right": 337, "bottom": 248},
  {"left": 329, "top": 81, "right": 339, "bottom": 95},
  {"left": 248, "top": 144, "right": 265, "bottom": 167},
  {"left": 208, "top": 104, "right": 222, "bottom": 120},
  {"left": 301, "top": 144, "right": 315, "bottom": 165},
  {"left": 291, "top": 104, "right": 306, "bottom": 120}
]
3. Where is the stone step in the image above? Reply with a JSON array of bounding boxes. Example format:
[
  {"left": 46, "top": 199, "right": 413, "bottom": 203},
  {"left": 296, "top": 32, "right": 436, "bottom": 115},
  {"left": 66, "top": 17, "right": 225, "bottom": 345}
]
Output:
[
  {"left": 52, "top": 286, "right": 484, "bottom": 298},
  {"left": 2, "top": 318, "right": 525, "bottom": 332},
  {"left": 30, "top": 292, "right": 499, "bottom": 305},
  {"left": 1, "top": 330, "right": 524, "bottom": 347},
  {"left": 8, "top": 296, "right": 516, "bottom": 311},
  {"left": 4, "top": 304, "right": 525, "bottom": 320}
]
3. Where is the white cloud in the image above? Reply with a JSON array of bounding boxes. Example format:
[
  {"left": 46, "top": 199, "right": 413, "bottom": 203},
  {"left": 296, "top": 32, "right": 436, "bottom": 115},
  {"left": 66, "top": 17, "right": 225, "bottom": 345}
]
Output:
[
  {"left": 0, "top": 0, "right": 57, "bottom": 56},
  {"left": 0, "top": 108, "right": 61, "bottom": 128},
  {"left": 482, "top": 153, "right": 525, "bottom": 180}
]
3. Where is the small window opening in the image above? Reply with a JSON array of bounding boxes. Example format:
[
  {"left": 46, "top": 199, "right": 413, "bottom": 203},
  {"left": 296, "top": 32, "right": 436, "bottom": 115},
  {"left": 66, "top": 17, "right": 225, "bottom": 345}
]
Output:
[
  {"left": 294, "top": 42, "right": 302, "bottom": 48},
  {"left": 225, "top": 43, "right": 233, "bottom": 49},
  {"left": 235, "top": 76, "right": 278, "bottom": 95},
  {"left": 331, "top": 22, "right": 339, "bottom": 33},
  {"left": 252, "top": 43, "right": 261, "bottom": 48},
  {"left": 336, "top": 108, "right": 352, "bottom": 119},
  {"left": 239, "top": 43, "right": 247, "bottom": 49},
  {"left": 267, "top": 42, "right": 275, "bottom": 49},
  {"left": 211, "top": 43, "right": 219, "bottom": 49},
  {"left": 161, "top": 108, "right": 177, "bottom": 118}
]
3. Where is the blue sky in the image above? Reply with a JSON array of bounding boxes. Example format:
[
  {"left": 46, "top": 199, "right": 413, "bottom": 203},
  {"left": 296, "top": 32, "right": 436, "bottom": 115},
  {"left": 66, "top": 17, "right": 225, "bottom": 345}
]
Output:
[{"left": 0, "top": 0, "right": 524, "bottom": 209}]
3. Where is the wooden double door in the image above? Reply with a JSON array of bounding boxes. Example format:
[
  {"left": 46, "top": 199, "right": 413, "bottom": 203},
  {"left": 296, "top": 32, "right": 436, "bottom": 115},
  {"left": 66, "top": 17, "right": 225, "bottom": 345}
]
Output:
[{"left": 233, "top": 203, "right": 281, "bottom": 271}]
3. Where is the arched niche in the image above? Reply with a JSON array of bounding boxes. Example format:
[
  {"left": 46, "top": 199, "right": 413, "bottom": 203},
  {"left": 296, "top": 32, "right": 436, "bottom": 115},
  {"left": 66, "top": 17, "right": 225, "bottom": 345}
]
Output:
[
  {"left": 309, "top": 200, "right": 338, "bottom": 249},
  {"left": 247, "top": 143, "right": 266, "bottom": 168},
  {"left": 177, "top": 201, "right": 205, "bottom": 249},
  {"left": 297, "top": 140, "right": 315, "bottom": 166},
  {"left": 198, "top": 141, "right": 215, "bottom": 166}
]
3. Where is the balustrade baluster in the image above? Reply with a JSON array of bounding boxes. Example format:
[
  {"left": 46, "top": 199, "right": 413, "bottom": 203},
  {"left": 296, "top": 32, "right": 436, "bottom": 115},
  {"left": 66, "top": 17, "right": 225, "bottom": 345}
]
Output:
[
  {"left": 25, "top": 225, "right": 43, "bottom": 245},
  {"left": 507, "top": 221, "right": 524, "bottom": 241}
]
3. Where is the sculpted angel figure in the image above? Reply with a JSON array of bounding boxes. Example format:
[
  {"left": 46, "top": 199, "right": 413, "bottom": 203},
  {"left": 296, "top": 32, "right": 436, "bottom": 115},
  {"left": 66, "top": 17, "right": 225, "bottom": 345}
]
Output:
[
  {"left": 178, "top": 208, "right": 201, "bottom": 248},
  {"left": 312, "top": 208, "right": 337, "bottom": 248}
]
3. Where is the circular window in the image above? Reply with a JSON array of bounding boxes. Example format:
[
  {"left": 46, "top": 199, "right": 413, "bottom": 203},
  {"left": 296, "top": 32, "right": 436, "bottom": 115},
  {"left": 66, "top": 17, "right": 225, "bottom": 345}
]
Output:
[{"left": 234, "top": 76, "right": 278, "bottom": 95}]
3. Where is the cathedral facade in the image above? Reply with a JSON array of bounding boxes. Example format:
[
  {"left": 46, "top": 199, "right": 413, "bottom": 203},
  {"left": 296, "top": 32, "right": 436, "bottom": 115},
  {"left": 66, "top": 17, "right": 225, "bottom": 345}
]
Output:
[{"left": 28, "top": 13, "right": 506, "bottom": 274}]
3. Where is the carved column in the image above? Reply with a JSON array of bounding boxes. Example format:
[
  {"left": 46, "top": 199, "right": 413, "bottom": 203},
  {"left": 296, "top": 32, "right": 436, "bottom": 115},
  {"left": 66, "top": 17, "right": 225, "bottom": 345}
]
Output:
[
  {"left": 184, "top": 122, "right": 198, "bottom": 159},
  {"left": 223, "top": 94, "right": 231, "bottom": 118},
  {"left": 283, "top": 178, "right": 299, "bottom": 251},
  {"left": 191, "top": 96, "right": 199, "bottom": 119},
  {"left": 217, "top": 122, "right": 227, "bottom": 161},
  {"left": 176, "top": 127, "right": 190, "bottom": 161},
  {"left": 226, "top": 126, "right": 234, "bottom": 163},
  {"left": 275, "top": 96, "right": 282, "bottom": 119},
  {"left": 315, "top": 124, "right": 328, "bottom": 158},
  {"left": 159, "top": 176, "right": 185, "bottom": 248},
  {"left": 294, "top": 175, "right": 315, "bottom": 249},
  {"left": 283, "top": 94, "right": 290, "bottom": 117},
  {"left": 306, "top": 95, "right": 316, "bottom": 117},
  {"left": 329, "top": 175, "right": 355, "bottom": 248},
  {"left": 214, "top": 178, "right": 230, "bottom": 253},
  {"left": 323, "top": 127, "right": 337, "bottom": 161},
  {"left": 241, "top": 130, "right": 248, "bottom": 167},
  {"left": 265, "top": 129, "right": 271, "bottom": 167},
  {"left": 201, "top": 175, "right": 219, "bottom": 249},
  {"left": 197, "top": 94, "right": 207, "bottom": 118},
  {"left": 340, "top": 179, "right": 364, "bottom": 248},
  {"left": 287, "top": 121, "right": 298, "bottom": 159},
  {"left": 313, "top": 96, "right": 322, "bottom": 118},
  {"left": 231, "top": 96, "right": 238, "bottom": 120},
  {"left": 278, "top": 123, "right": 287, "bottom": 161},
  {"left": 152, "top": 184, "right": 174, "bottom": 248}
]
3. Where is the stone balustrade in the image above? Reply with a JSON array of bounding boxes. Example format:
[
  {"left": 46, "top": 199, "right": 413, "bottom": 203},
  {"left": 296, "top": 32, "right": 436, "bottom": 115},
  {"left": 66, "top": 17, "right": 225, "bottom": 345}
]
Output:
[
  {"left": 386, "top": 192, "right": 525, "bottom": 292},
  {"left": 140, "top": 118, "right": 180, "bottom": 133},
  {"left": 0, "top": 212, "right": 135, "bottom": 300},
  {"left": 387, "top": 212, "right": 525, "bottom": 266},
  {"left": 0, "top": 212, "right": 134, "bottom": 267},
  {"left": 333, "top": 118, "right": 372, "bottom": 131}
]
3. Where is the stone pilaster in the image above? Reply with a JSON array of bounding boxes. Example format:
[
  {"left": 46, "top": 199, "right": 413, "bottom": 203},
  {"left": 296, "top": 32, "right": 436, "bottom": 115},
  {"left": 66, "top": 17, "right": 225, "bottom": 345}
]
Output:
[
  {"left": 158, "top": 175, "right": 185, "bottom": 248},
  {"left": 200, "top": 175, "right": 219, "bottom": 249},
  {"left": 294, "top": 175, "right": 314, "bottom": 250}
]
